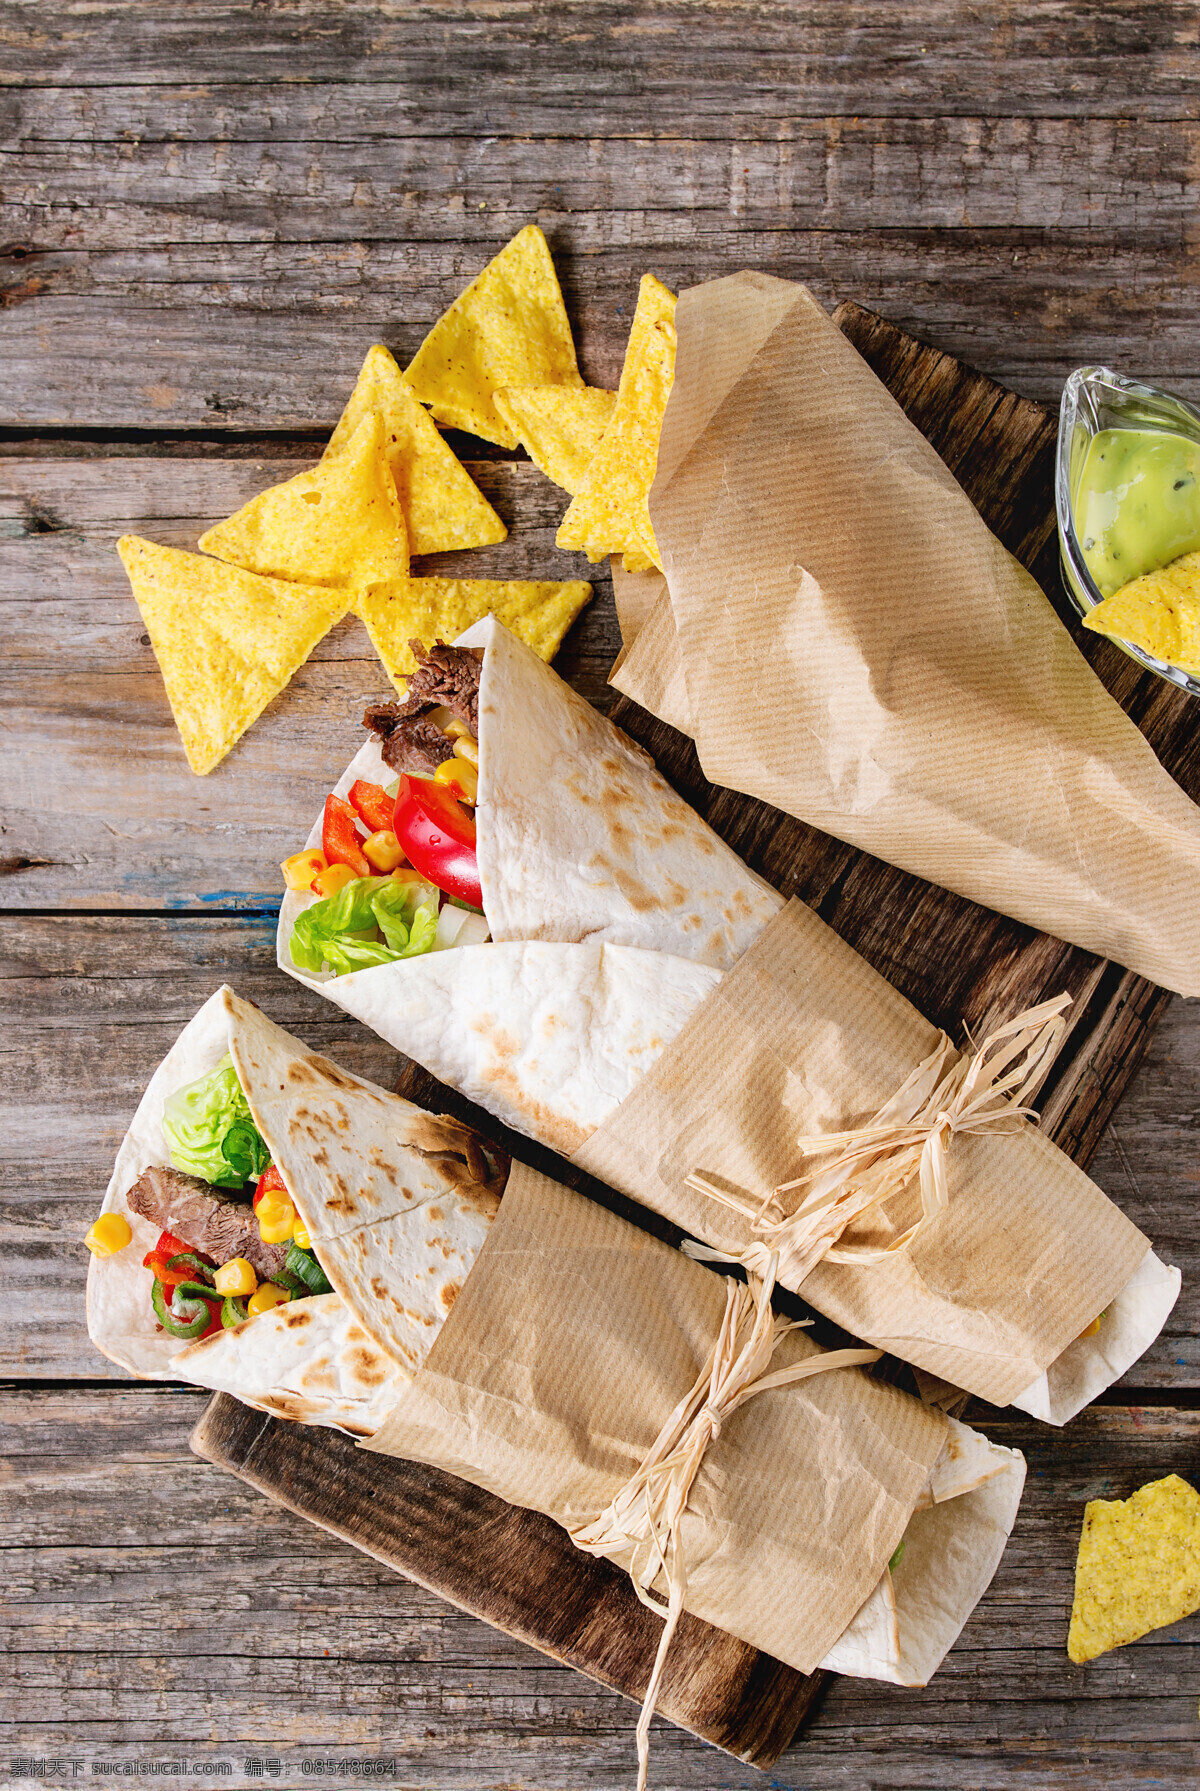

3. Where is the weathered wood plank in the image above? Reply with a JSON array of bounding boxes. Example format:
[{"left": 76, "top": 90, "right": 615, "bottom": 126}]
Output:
[
  {"left": 0, "top": 455, "right": 617, "bottom": 907},
  {"left": 3, "top": 913, "right": 1198, "bottom": 1385},
  {"left": 7, "top": 236, "right": 1200, "bottom": 425},
  {"left": 1, "top": 2, "right": 1196, "bottom": 118},
  {"left": 5, "top": 1389, "right": 1200, "bottom": 1787}
]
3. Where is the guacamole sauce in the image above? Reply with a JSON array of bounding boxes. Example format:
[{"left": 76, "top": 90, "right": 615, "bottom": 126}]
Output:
[{"left": 1075, "top": 427, "right": 1200, "bottom": 596}]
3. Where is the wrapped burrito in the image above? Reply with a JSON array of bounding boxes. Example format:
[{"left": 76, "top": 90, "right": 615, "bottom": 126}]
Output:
[
  {"left": 366, "top": 1164, "right": 1026, "bottom": 1704},
  {"left": 610, "top": 272, "right": 1200, "bottom": 1000},
  {"left": 86, "top": 988, "right": 1025, "bottom": 1715},
  {"left": 276, "top": 620, "right": 1179, "bottom": 1422}
]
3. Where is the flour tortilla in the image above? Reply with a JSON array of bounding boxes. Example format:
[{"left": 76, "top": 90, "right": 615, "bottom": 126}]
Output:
[
  {"left": 821, "top": 1416, "right": 1025, "bottom": 1683},
  {"left": 174, "top": 1292, "right": 402, "bottom": 1437},
  {"left": 87, "top": 987, "right": 502, "bottom": 1416},
  {"left": 280, "top": 614, "right": 780, "bottom": 975}
]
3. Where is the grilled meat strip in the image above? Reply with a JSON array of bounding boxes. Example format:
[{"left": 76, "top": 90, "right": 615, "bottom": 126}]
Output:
[
  {"left": 126, "top": 1164, "right": 290, "bottom": 1281},
  {"left": 364, "top": 641, "right": 483, "bottom": 775}
]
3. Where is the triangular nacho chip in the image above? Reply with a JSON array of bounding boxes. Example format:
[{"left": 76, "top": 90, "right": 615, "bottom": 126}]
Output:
[
  {"left": 1068, "top": 1473, "right": 1200, "bottom": 1663},
  {"left": 493, "top": 384, "right": 616, "bottom": 495},
  {"left": 327, "top": 345, "right": 507, "bottom": 555},
  {"left": 403, "top": 225, "right": 583, "bottom": 448},
  {"left": 118, "top": 535, "right": 349, "bottom": 775},
  {"left": 1083, "top": 550, "right": 1200, "bottom": 676},
  {"left": 556, "top": 274, "right": 677, "bottom": 571},
  {"left": 199, "top": 411, "right": 409, "bottom": 590},
  {"left": 359, "top": 575, "right": 591, "bottom": 686}
]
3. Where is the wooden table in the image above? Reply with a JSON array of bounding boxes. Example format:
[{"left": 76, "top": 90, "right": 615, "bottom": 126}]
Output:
[{"left": 4, "top": 6, "right": 1200, "bottom": 1786}]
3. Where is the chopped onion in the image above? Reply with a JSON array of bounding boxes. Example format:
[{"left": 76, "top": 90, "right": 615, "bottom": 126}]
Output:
[{"left": 433, "top": 904, "right": 491, "bottom": 951}]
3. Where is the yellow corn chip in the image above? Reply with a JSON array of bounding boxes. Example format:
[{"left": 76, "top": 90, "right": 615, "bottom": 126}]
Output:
[
  {"left": 118, "top": 536, "right": 348, "bottom": 775},
  {"left": 326, "top": 345, "right": 506, "bottom": 555},
  {"left": 1067, "top": 1473, "right": 1200, "bottom": 1664},
  {"left": 199, "top": 411, "right": 408, "bottom": 591},
  {"left": 1083, "top": 549, "right": 1200, "bottom": 676},
  {"left": 620, "top": 549, "right": 657, "bottom": 574},
  {"left": 493, "top": 384, "right": 617, "bottom": 495},
  {"left": 403, "top": 225, "right": 583, "bottom": 448},
  {"left": 556, "top": 274, "right": 677, "bottom": 573},
  {"left": 359, "top": 575, "right": 592, "bottom": 688}
]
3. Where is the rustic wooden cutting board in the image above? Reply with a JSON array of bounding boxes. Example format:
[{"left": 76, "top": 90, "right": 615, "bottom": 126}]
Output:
[{"left": 193, "top": 304, "right": 1192, "bottom": 1770}]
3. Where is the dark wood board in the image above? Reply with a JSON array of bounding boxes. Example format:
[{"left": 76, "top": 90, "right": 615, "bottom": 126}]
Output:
[
  {"left": 190, "top": 1394, "right": 826, "bottom": 1769},
  {"left": 178, "top": 305, "right": 1196, "bottom": 1775}
]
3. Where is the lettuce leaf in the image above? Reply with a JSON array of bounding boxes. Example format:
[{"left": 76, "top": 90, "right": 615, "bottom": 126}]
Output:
[
  {"left": 162, "top": 1054, "right": 270, "bottom": 1189},
  {"left": 290, "top": 874, "right": 441, "bottom": 977}
]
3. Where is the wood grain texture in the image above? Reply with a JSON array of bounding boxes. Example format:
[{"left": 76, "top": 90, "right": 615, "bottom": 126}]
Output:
[
  {"left": 3, "top": 2, "right": 1200, "bottom": 422},
  {"left": 6, "top": 1387, "right": 1200, "bottom": 1788},
  {"left": 191, "top": 1394, "right": 826, "bottom": 1768}
]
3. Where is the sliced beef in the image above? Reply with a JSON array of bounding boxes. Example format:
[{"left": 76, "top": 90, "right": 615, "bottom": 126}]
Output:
[
  {"left": 126, "top": 1164, "right": 290, "bottom": 1281},
  {"left": 363, "top": 640, "right": 483, "bottom": 772},
  {"left": 362, "top": 708, "right": 456, "bottom": 778}
]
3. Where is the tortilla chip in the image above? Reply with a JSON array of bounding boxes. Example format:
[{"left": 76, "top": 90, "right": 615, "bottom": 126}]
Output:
[
  {"left": 118, "top": 535, "right": 349, "bottom": 775},
  {"left": 199, "top": 411, "right": 409, "bottom": 591},
  {"left": 1067, "top": 1473, "right": 1200, "bottom": 1663},
  {"left": 1083, "top": 550, "right": 1200, "bottom": 676},
  {"left": 359, "top": 575, "right": 592, "bottom": 686},
  {"left": 402, "top": 225, "right": 583, "bottom": 448},
  {"left": 493, "top": 384, "right": 616, "bottom": 495},
  {"left": 556, "top": 274, "right": 677, "bottom": 572},
  {"left": 326, "top": 345, "right": 506, "bottom": 555},
  {"left": 620, "top": 549, "right": 657, "bottom": 574}
]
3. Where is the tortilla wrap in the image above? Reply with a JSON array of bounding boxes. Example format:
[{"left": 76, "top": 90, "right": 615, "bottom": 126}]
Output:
[
  {"left": 367, "top": 1164, "right": 1026, "bottom": 1687},
  {"left": 279, "top": 614, "right": 781, "bottom": 976},
  {"left": 87, "top": 987, "right": 503, "bottom": 1425}
]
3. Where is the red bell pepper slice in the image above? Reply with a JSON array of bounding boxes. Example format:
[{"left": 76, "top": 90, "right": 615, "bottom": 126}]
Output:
[
  {"left": 143, "top": 1230, "right": 216, "bottom": 1288},
  {"left": 348, "top": 779, "right": 398, "bottom": 835},
  {"left": 392, "top": 775, "right": 482, "bottom": 910},
  {"left": 253, "top": 1163, "right": 287, "bottom": 1211},
  {"left": 322, "top": 794, "right": 370, "bottom": 878}
]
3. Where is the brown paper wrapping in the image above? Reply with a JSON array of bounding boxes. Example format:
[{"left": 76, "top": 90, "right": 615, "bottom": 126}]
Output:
[
  {"left": 611, "top": 271, "right": 1200, "bottom": 999},
  {"left": 366, "top": 1161, "right": 948, "bottom": 1676},
  {"left": 572, "top": 900, "right": 1149, "bottom": 1409}
]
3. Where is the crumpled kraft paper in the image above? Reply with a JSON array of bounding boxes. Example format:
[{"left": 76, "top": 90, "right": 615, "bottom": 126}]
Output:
[
  {"left": 365, "top": 1162, "right": 955, "bottom": 1676},
  {"left": 611, "top": 271, "right": 1200, "bottom": 999},
  {"left": 572, "top": 900, "right": 1153, "bottom": 1409}
]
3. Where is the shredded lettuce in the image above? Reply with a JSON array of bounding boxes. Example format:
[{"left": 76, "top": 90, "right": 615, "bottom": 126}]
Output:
[
  {"left": 290, "top": 873, "right": 441, "bottom": 977},
  {"left": 162, "top": 1054, "right": 269, "bottom": 1188}
]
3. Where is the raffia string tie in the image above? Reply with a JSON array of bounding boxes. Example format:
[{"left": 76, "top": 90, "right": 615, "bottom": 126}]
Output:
[
  {"left": 684, "top": 993, "right": 1071, "bottom": 1293},
  {"left": 568, "top": 1254, "right": 880, "bottom": 1791}
]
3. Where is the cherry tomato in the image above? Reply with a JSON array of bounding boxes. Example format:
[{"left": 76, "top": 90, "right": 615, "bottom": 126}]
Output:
[
  {"left": 322, "top": 794, "right": 370, "bottom": 878},
  {"left": 347, "top": 779, "right": 397, "bottom": 834},
  {"left": 392, "top": 775, "right": 483, "bottom": 909}
]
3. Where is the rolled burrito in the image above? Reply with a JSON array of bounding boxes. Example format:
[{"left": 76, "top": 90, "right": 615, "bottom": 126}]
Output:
[
  {"left": 366, "top": 1164, "right": 1026, "bottom": 1694},
  {"left": 86, "top": 986, "right": 504, "bottom": 1433},
  {"left": 87, "top": 987, "right": 1024, "bottom": 1708},
  {"left": 276, "top": 623, "right": 1179, "bottom": 1423}
]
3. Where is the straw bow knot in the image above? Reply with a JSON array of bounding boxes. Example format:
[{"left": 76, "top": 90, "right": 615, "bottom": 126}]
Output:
[
  {"left": 685, "top": 994, "right": 1071, "bottom": 1292},
  {"left": 569, "top": 1255, "right": 879, "bottom": 1790}
]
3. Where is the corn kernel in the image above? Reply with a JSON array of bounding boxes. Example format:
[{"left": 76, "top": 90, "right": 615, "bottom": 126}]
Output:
[
  {"left": 452, "top": 733, "right": 479, "bottom": 767},
  {"left": 292, "top": 1224, "right": 312, "bottom": 1251},
  {"left": 84, "top": 1212, "right": 133, "bottom": 1257},
  {"left": 281, "top": 848, "right": 327, "bottom": 891},
  {"left": 313, "top": 861, "right": 356, "bottom": 899},
  {"left": 214, "top": 1256, "right": 258, "bottom": 1297},
  {"left": 247, "top": 1281, "right": 292, "bottom": 1316},
  {"left": 362, "top": 828, "right": 406, "bottom": 873},
  {"left": 443, "top": 718, "right": 471, "bottom": 740},
  {"left": 257, "top": 1197, "right": 297, "bottom": 1244},
  {"left": 434, "top": 756, "right": 478, "bottom": 804},
  {"left": 1077, "top": 1313, "right": 1103, "bottom": 1340}
]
